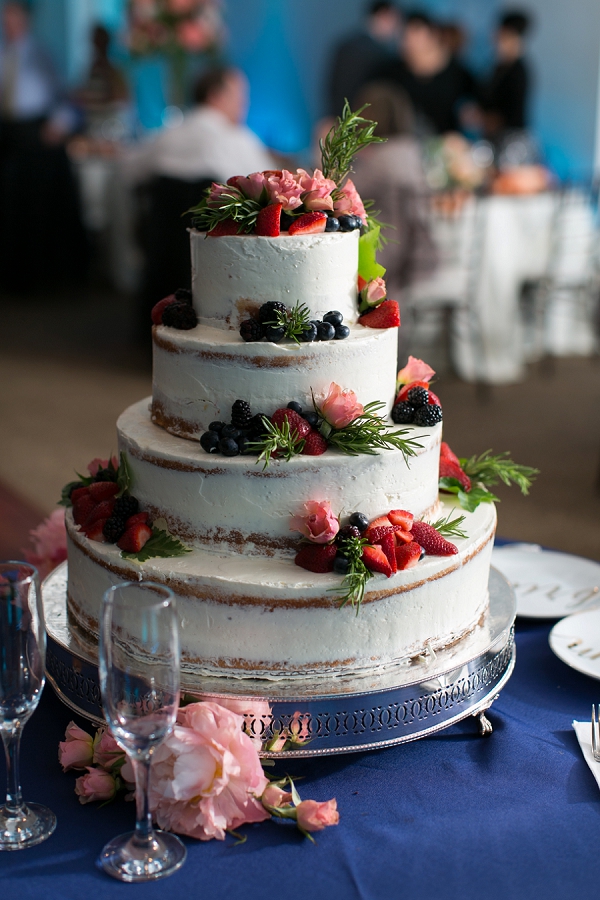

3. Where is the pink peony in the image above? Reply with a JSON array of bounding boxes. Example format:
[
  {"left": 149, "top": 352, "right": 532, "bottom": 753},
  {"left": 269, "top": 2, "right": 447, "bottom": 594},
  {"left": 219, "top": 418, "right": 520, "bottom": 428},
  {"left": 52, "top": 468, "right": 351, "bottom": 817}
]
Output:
[
  {"left": 58, "top": 721, "right": 94, "bottom": 772},
  {"left": 148, "top": 701, "right": 269, "bottom": 841},
  {"left": 262, "top": 784, "right": 293, "bottom": 808},
  {"left": 361, "top": 277, "right": 387, "bottom": 306},
  {"left": 319, "top": 382, "right": 364, "bottom": 429},
  {"left": 93, "top": 728, "right": 126, "bottom": 772},
  {"left": 228, "top": 172, "right": 267, "bottom": 201},
  {"left": 296, "top": 798, "right": 339, "bottom": 832},
  {"left": 265, "top": 169, "right": 304, "bottom": 212},
  {"left": 75, "top": 767, "right": 117, "bottom": 804},
  {"left": 397, "top": 356, "right": 436, "bottom": 386},
  {"left": 87, "top": 456, "right": 118, "bottom": 477},
  {"left": 290, "top": 501, "right": 339, "bottom": 544},
  {"left": 23, "top": 508, "right": 67, "bottom": 580},
  {"left": 296, "top": 168, "right": 337, "bottom": 211},
  {"left": 333, "top": 178, "right": 367, "bottom": 221},
  {"left": 215, "top": 697, "right": 273, "bottom": 749}
]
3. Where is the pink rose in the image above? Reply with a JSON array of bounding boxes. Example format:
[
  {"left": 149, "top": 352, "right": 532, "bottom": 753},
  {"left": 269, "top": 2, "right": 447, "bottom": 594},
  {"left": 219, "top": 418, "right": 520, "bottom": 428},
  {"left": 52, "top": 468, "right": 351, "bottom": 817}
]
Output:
[
  {"left": 75, "top": 767, "right": 117, "bottom": 804},
  {"left": 262, "top": 784, "right": 293, "bottom": 808},
  {"left": 207, "top": 181, "right": 237, "bottom": 208},
  {"left": 87, "top": 456, "right": 118, "bottom": 477},
  {"left": 93, "top": 728, "right": 126, "bottom": 772},
  {"left": 58, "top": 721, "right": 94, "bottom": 772},
  {"left": 361, "top": 277, "right": 387, "bottom": 306},
  {"left": 228, "top": 172, "right": 267, "bottom": 201},
  {"left": 265, "top": 170, "right": 304, "bottom": 212},
  {"left": 396, "top": 356, "right": 436, "bottom": 386},
  {"left": 148, "top": 701, "right": 269, "bottom": 841},
  {"left": 289, "top": 711, "right": 311, "bottom": 742},
  {"left": 296, "top": 168, "right": 336, "bottom": 211},
  {"left": 319, "top": 382, "right": 364, "bottom": 429},
  {"left": 290, "top": 501, "right": 339, "bottom": 544},
  {"left": 296, "top": 798, "right": 339, "bottom": 832},
  {"left": 215, "top": 697, "right": 273, "bottom": 749},
  {"left": 23, "top": 508, "right": 67, "bottom": 580},
  {"left": 333, "top": 178, "right": 367, "bottom": 221}
]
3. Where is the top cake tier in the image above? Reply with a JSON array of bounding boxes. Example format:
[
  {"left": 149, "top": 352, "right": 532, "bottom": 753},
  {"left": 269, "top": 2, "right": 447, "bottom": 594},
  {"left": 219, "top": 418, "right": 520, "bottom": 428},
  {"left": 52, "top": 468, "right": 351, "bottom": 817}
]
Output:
[{"left": 191, "top": 230, "right": 360, "bottom": 330}]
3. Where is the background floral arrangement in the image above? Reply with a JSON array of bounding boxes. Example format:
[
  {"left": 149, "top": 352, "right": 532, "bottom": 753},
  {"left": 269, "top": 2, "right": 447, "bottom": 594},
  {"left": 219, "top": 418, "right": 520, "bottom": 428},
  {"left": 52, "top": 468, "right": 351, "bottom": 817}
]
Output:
[{"left": 128, "top": 0, "right": 223, "bottom": 56}]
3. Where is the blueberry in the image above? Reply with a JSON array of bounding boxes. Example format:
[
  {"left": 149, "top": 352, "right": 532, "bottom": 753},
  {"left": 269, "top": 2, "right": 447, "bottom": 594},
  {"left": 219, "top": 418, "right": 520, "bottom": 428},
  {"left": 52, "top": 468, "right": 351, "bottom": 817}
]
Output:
[
  {"left": 303, "top": 411, "right": 319, "bottom": 428},
  {"left": 338, "top": 214, "right": 360, "bottom": 231},
  {"left": 323, "top": 310, "right": 343, "bottom": 327},
  {"left": 349, "top": 512, "right": 369, "bottom": 532},
  {"left": 208, "top": 421, "right": 226, "bottom": 434},
  {"left": 334, "top": 324, "right": 350, "bottom": 340},
  {"left": 325, "top": 216, "right": 340, "bottom": 232},
  {"left": 310, "top": 319, "right": 320, "bottom": 328},
  {"left": 419, "top": 546, "right": 426, "bottom": 560},
  {"left": 354, "top": 216, "right": 364, "bottom": 229},
  {"left": 200, "top": 431, "right": 220, "bottom": 453},
  {"left": 300, "top": 323, "right": 318, "bottom": 342},
  {"left": 221, "top": 424, "right": 241, "bottom": 440},
  {"left": 280, "top": 211, "right": 296, "bottom": 231},
  {"left": 287, "top": 401, "right": 303, "bottom": 415},
  {"left": 316, "top": 321, "right": 335, "bottom": 341},
  {"left": 237, "top": 435, "right": 252, "bottom": 454},
  {"left": 219, "top": 437, "right": 240, "bottom": 456},
  {"left": 333, "top": 554, "right": 351, "bottom": 575},
  {"left": 263, "top": 325, "right": 286, "bottom": 343}
]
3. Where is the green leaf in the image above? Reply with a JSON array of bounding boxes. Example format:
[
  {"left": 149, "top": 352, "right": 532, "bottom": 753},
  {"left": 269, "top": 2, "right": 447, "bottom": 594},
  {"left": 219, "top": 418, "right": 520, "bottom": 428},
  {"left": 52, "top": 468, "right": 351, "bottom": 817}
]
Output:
[
  {"left": 459, "top": 450, "right": 538, "bottom": 495},
  {"left": 117, "top": 451, "right": 132, "bottom": 497},
  {"left": 320, "top": 99, "right": 385, "bottom": 189},
  {"left": 358, "top": 227, "right": 386, "bottom": 283},
  {"left": 121, "top": 527, "right": 191, "bottom": 563},
  {"left": 456, "top": 486, "right": 499, "bottom": 513},
  {"left": 289, "top": 777, "right": 302, "bottom": 808},
  {"left": 248, "top": 417, "right": 305, "bottom": 469},
  {"left": 428, "top": 513, "right": 468, "bottom": 539}
]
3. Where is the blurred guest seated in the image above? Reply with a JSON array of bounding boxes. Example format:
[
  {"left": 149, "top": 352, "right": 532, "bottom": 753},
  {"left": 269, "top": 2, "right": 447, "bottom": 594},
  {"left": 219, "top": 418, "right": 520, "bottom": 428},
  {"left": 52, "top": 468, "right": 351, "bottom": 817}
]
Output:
[
  {"left": 0, "top": 1, "right": 87, "bottom": 291},
  {"left": 327, "top": 1, "right": 402, "bottom": 118},
  {"left": 376, "top": 11, "right": 475, "bottom": 136},
  {"left": 351, "top": 81, "right": 437, "bottom": 293},
  {"left": 478, "top": 11, "right": 532, "bottom": 141},
  {"left": 74, "top": 25, "right": 129, "bottom": 135}
]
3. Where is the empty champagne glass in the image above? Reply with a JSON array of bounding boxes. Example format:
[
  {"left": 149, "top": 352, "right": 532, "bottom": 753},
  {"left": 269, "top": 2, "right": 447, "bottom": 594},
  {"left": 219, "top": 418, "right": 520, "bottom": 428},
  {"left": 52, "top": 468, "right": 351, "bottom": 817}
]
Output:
[
  {"left": 98, "top": 582, "right": 186, "bottom": 882},
  {"left": 0, "top": 561, "right": 56, "bottom": 850}
]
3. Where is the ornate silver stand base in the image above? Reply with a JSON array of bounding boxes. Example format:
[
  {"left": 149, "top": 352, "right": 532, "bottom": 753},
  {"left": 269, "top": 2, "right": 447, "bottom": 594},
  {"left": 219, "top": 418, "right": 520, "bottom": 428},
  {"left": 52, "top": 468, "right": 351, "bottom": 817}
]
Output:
[{"left": 44, "top": 564, "right": 515, "bottom": 757}]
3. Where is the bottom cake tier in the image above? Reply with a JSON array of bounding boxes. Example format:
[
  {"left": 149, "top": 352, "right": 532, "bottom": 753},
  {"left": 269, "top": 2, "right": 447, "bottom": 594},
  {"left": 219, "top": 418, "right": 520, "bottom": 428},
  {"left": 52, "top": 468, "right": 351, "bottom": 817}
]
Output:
[{"left": 66, "top": 499, "right": 496, "bottom": 681}]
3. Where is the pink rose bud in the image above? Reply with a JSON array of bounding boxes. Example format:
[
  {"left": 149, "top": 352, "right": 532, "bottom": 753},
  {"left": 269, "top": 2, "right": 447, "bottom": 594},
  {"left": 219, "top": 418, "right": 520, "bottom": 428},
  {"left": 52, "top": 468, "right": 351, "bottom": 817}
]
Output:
[
  {"left": 319, "top": 382, "right": 364, "bottom": 429},
  {"left": 396, "top": 356, "right": 436, "bottom": 386},
  {"left": 74, "top": 767, "right": 117, "bottom": 804},
  {"left": 262, "top": 784, "right": 293, "bottom": 808},
  {"left": 290, "top": 500, "right": 339, "bottom": 544},
  {"left": 87, "top": 456, "right": 118, "bottom": 477},
  {"left": 361, "top": 277, "right": 387, "bottom": 306},
  {"left": 58, "top": 721, "right": 94, "bottom": 772},
  {"left": 93, "top": 728, "right": 126, "bottom": 772},
  {"left": 296, "top": 798, "right": 339, "bottom": 832},
  {"left": 232, "top": 172, "right": 268, "bottom": 201}
]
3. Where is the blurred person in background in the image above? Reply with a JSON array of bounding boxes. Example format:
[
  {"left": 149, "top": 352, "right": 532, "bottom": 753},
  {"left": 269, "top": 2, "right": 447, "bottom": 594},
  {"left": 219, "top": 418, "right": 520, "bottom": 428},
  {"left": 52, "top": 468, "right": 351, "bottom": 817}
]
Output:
[
  {"left": 0, "top": 0, "right": 87, "bottom": 291},
  {"left": 478, "top": 10, "right": 532, "bottom": 142},
  {"left": 74, "top": 25, "right": 129, "bottom": 135}
]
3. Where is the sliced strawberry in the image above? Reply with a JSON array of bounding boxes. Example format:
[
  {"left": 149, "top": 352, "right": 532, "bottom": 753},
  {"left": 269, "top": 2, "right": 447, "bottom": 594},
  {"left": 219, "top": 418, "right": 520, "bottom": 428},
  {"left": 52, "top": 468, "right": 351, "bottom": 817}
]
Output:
[
  {"left": 365, "top": 524, "right": 394, "bottom": 545},
  {"left": 439, "top": 458, "right": 472, "bottom": 492},
  {"left": 125, "top": 511, "right": 150, "bottom": 528},
  {"left": 255, "top": 202, "right": 282, "bottom": 237},
  {"left": 151, "top": 294, "right": 176, "bottom": 325},
  {"left": 357, "top": 274, "right": 368, "bottom": 292},
  {"left": 379, "top": 532, "right": 397, "bottom": 573},
  {"left": 73, "top": 495, "right": 96, "bottom": 525},
  {"left": 395, "top": 380, "right": 430, "bottom": 404},
  {"left": 271, "top": 409, "right": 312, "bottom": 440},
  {"left": 70, "top": 485, "right": 90, "bottom": 505},
  {"left": 82, "top": 518, "right": 108, "bottom": 542},
  {"left": 288, "top": 211, "right": 327, "bottom": 235},
  {"left": 368, "top": 515, "right": 392, "bottom": 531},
  {"left": 208, "top": 219, "right": 241, "bottom": 237},
  {"left": 117, "top": 523, "right": 153, "bottom": 553},
  {"left": 294, "top": 543, "right": 337, "bottom": 573},
  {"left": 362, "top": 544, "right": 393, "bottom": 577},
  {"left": 358, "top": 300, "right": 400, "bottom": 329},
  {"left": 301, "top": 431, "right": 328, "bottom": 455},
  {"left": 84, "top": 499, "right": 116, "bottom": 527},
  {"left": 393, "top": 526, "right": 413, "bottom": 545},
  {"left": 440, "top": 442, "right": 461, "bottom": 466},
  {"left": 388, "top": 509, "right": 414, "bottom": 530},
  {"left": 428, "top": 391, "right": 441, "bottom": 407},
  {"left": 395, "top": 541, "right": 422, "bottom": 570},
  {"left": 88, "top": 481, "right": 119, "bottom": 502},
  {"left": 411, "top": 521, "right": 458, "bottom": 556}
]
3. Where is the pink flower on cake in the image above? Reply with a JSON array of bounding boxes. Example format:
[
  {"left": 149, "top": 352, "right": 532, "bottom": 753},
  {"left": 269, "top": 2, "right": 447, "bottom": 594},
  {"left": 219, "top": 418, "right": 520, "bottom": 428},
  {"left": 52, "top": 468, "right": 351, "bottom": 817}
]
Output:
[
  {"left": 265, "top": 169, "right": 304, "bottom": 211},
  {"left": 93, "top": 728, "right": 126, "bottom": 772},
  {"left": 87, "top": 456, "right": 118, "bottom": 477},
  {"left": 207, "top": 181, "right": 234, "bottom": 208},
  {"left": 296, "top": 798, "right": 339, "bottom": 832},
  {"left": 228, "top": 171, "right": 267, "bottom": 201},
  {"left": 75, "top": 767, "right": 117, "bottom": 804},
  {"left": 361, "top": 277, "right": 387, "bottom": 306},
  {"left": 333, "top": 178, "right": 367, "bottom": 221},
  {"left": 296, "top": 168, "right": 337, "bottom": 211},
  {"left": 148, "top": 701, "right": 269, "bottom": 841},
  {"left": 397, "top": 356, "right": 435, "bottom": 386},
  {"left": 319, "top": 382, "right": 364, "bottom": 429},
  {"left": 58, "top": 721, "right": 94, "bottom": 772},
  {"left": 290, "top": 501, "right": 339, "bottom": 544},
  {"left": 23, "top": 508, "right": 67, "bottom": 580},
  {"left": 262, "top": 784, "right": 293, "bottom": 808}
]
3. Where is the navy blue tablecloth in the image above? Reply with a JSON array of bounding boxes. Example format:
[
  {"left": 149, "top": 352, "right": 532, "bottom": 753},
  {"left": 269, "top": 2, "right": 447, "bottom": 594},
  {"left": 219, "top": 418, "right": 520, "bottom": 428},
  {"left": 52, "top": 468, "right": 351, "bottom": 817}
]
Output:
[{"left": 1, "top": 617, "right": 599, "bottom": 900}]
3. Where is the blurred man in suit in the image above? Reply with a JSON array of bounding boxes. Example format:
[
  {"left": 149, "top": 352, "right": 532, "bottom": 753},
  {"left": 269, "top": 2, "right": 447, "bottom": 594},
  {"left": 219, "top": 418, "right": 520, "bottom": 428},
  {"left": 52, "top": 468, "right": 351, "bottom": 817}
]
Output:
[{"left": 478, "top": 10, "right": 532, "bottom": 140}]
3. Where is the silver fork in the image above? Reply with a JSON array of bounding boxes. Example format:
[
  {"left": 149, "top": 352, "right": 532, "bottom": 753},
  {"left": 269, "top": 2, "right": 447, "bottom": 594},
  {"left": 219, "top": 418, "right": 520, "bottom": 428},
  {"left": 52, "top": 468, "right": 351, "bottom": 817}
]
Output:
[{"left": 592, "top": 705, "right": 600, "bottom": 761}]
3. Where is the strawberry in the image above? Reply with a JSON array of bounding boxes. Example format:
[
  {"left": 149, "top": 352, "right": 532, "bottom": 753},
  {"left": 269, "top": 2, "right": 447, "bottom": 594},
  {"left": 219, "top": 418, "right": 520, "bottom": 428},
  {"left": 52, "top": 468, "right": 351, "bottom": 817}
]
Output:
[
  {"left": 88, "top": 481, "right": 119, "bottom": 502},
  {"left": 368, "top": 515, "right": 392, "bottom": 531},
  {"left": 208, "top": 219, "right": 241, "bottom": 237},
  {"left": 117, "top": 523, "right": 153, "bottom": 553},
  {"left": 301, "top": 431, "right": 328, "bottom": 455},
  {"left": 362, "top": 544, "right": 393, "bottom": 577},
  {"left": 288, "top": 211, "right": 327, "bottom": 235},
  {"left": 271, "top": 409, "right": 312, "bottom": 440},
  {"left": 395, "top": 541, "right": 422, "bottom": 570},
  {"left": 439, "top": 458, "right": 472, "bottom": 492},
  {"left": 84, "top": 499, "right": 116, "bottom": 527},
  {"left": 70, "top": 485, "right": 90, "bottom": 505},
  {"left": 82, "top": 518, "right": 108, "bottom": 542},
  {"left": 151, "top": 293, "right": 176, "bottom": 325},
  {"left": 410, "top": 521, "right": 458, "bottom": 556},
  {"left": 365, "top": 524, "right": 394, "bottom": 545},
  {"left": 393, "top": 526, "right": 413, "bottom": 545},
  {"left": 294, "top": 543, "right": 337, "bottom": 573},
  {"left": 428, "top": 390, "right": 441, "bottom": 407},
  {"left": 440, "top": 442, "right": 461, "bottom": 466},
  {"left": 379, "top": 531, "right": 397, "bottom": 573},
  {"left": 73, "top": 495, "right": 96, "bottom": 525},
  {"left": 357, "top": 275, "right": 368, "bottom": 292},
  {"left": 388, "top": 509, "right": 414, "bottom": 530},
  {"left": 125, "top": 511, "right": 150, "bottom": 527},
  {"left": 395, "top": 380, "right": 430, "bottom": 404},
  {"left": 255, "top": 202, "right": 282, "bottom": 237},
  {"left": 358, "top": 300, "right": 400, "bottom": 329}
]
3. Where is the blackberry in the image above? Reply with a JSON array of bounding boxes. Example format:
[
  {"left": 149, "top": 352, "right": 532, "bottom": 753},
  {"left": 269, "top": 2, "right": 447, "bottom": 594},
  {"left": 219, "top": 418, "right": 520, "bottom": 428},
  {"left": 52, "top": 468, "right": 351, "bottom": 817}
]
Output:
[
  {"left": 258, "top": 301, "right": 288, "bottom": 325},
  {"left": 316, "top": 321, "right": 335, "bottom": 341},
  {"left": 263, "top": 324, "right": 286, "bottom": 343},
  {"left": 103, "top": 516, "right": 126, "bottom": 543},
  {"left": 391, "top": 402, "right": 415, "bottom": 424},
  {"left": 231, "top": 400, "right": 252, "bottom": 428},
  {"left": 162, "top": 302, "right": 198, "bottom": 330},
  {"left": 174, "top": 288, "right": 192, "bottom": 302},
  {"left": 338, "top": 525, "right": 361, "bottom": 541},
  {"left": 113, "top": 494, "right": 139, "bottom": 519},
  {"left": 240, "top": 318, "right": 263, "bottom": 342},
  {"left": 200, "top": 431, "right": 220, "bottom": 453},
  {"left": 349, "top": 512, "right": 369, "bottom": 532},
  {"left": 333, "top": 554, "right": 350, "bottom": 575},
  {"left": 325, "top": 216, "right": 340, "bottom": 232},
  {"left": 334, "top": 325, "right": 350, "bottom": 340},
  {"left": 248, "top": 414, "right": 270, "bottom": 437},
  {"left": 208, "top": 421, "right": 226, "bottom": 434},
  {"left": 287, "top": 401, "right": 303, "bottom": 415},
  {"left": 323, "top": 310, "right": 343, "bottom": 327},
  {"left": 406, "top": 386, "right": 429, "bottom": 408},
  {"left": 413, "top": 404, "right": 443, "bottom": 427},
  {"left": 303, "top": 411, "right": 319, "bottom": 428}
]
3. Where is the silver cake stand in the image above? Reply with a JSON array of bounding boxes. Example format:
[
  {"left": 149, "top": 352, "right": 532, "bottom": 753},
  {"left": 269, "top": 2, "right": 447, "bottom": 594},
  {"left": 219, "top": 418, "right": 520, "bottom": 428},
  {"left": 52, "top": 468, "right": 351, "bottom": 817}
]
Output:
[{"left": 43, "top": 563, "right": 516, "bottom": 757}]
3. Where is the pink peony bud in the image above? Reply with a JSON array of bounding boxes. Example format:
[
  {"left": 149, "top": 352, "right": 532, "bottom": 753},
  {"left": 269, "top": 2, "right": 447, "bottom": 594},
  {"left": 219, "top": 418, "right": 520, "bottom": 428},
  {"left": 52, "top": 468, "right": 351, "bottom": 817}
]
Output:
[
  {"left": 296, "top": 798, "right": 339, "bottom": 832},
  {"left": 396, "top": 356, "right": 435, "bottom": 386},
  {"left": 58, "top": 721, "right": 94, "bottom": 772},
  {"left": 361, "top": 277, "right": 387, "bottom": 306},
  {"left": 290, "top": 501, "right": 339, "bottom": 544},
  {"left": 75, "top": 767, "right": 117, "bottom": 804},
  {"left": 87, "top": 456, "right": 118, "bottom": 477},
  {"left": 319, "top": 382, "right": 364, "bottom": 429},
  {"left": 262, "top": 784, "right": 293, "bottom": 808},
  {"left": 93, "top": 728, "right": 126, "bottom": 772}
]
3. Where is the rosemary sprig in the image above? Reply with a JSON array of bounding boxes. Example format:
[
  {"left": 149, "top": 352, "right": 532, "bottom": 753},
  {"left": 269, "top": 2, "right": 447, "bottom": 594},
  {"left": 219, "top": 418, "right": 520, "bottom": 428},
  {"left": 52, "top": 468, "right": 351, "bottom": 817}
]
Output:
[
  {"left": 247, "top": 417, "right": 305, "bottom": 470},
  {"left": 328, "top": 535, "right": 372, "bottom": 613},
  {"left": 188, "top": 185, "right": 262, "bottom": 233},
  {"left": 427, "top": 513, "right": 468, "bottom": 539},
  {"left": 264, "top": 301, "right": 312, "bottom": 345},
  {"left": 322, "top": 401, "right": 423, "bottom": 463},
  {"left": 320, "top": 100, "right": 385, "bottom": 187},
  {"left": 459, "top": 451, "right": 539, "bottom": 495}
]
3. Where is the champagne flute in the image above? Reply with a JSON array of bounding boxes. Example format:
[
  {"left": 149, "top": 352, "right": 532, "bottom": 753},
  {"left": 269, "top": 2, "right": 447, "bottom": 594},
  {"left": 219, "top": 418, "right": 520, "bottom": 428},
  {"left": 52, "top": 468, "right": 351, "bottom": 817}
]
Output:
[
  {"left": 0, "top": 561, "right": 56, "bottom": 850},
  {"left": 98, "top": 581, "right": 186, "bottom": 882}
]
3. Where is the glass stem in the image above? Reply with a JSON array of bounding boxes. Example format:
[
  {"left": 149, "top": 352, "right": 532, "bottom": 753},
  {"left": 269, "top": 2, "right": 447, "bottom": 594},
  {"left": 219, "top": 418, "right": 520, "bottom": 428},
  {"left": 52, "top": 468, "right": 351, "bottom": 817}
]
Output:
[
  {"left": 1, "top": 721, "right": 24, "bottom": 815},
  {"left": 132, "top": 754, "right": 153, "bottom": 847}
]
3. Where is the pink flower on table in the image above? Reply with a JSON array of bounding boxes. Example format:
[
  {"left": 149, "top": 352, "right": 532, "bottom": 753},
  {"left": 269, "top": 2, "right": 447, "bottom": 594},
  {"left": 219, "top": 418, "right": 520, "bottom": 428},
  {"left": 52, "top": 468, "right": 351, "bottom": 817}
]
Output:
[
  {"left": 265, "top": 169, "right": 304, "bottom": 212},
  {"left": 296, "top": 168, "right": 337, "bottom": 211},
  {"left": 396, "top": 356, "right": 436, "bottom": 386},
  {"left": 23, "top": 508, "right": 67, "bottom": 580},
  {"left": 290, "top": 501, "right": 339, "bottom": 544},
  {"left": 227, "top": 171, "right": 267, "bottom": 201},
  {"left": 262, "top": 784, "right": 293, "bottom": 809},
  {"left": 319, "top": 382, "right": 364, "bottom": 429},
  {"left": 361, "top": 276, "right": 387, "bottom": 307},
  {"left": 333, "top": 178, "right": 367, "bottom": 221},
  {"left": 58, "top": 721, "right": 94, "bottom": 772},
  {"left": 296, "top": 798, "right": 339, "bottom": 832},
  {"left": 289, "top": 710, "right": 311, "bottom": 742},
  {"left": 75, "top": 767, "right": 117, "bottom": 804},
  {"left": 87, "top": 456, "right": 118, "bottom": 477},
  {"left": 215, "top": 697, "right": 273, "bottom": 749},
  {"left": 93, "top": 728, "right": 126, "bottom": 772},
  {"left": 148, "top": 701, "right": 269, "bottom": 841}
]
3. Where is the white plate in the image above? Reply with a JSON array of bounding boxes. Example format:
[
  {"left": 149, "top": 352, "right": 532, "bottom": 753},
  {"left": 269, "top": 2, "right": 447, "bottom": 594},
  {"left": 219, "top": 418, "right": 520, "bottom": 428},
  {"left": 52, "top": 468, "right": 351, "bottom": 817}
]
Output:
[
  {"left": 550, "top": 608, "right": 600, "bottom": 680},
  {"left": 491, "top": 543, "right": 600, "bottom": 619}
]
